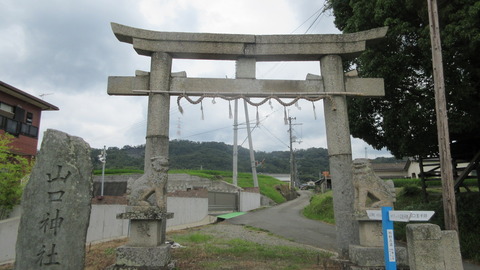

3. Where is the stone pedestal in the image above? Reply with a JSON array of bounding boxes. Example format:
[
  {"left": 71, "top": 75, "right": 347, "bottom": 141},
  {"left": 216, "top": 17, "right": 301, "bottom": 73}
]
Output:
[
  {"left": 349, "top": 245, "right": 409, "bottom": 269},
  {"left": 109, "top": 207, "right": 174, "bottom": 270},
  {"left": 406, "top": 223, "right": 463, "bottom": 270},
  {"left": 347, "top": 213, "right": 409, "bottom": 269},
  {"left": 357, "top": 216, "right": 383, "bottom": 247}
]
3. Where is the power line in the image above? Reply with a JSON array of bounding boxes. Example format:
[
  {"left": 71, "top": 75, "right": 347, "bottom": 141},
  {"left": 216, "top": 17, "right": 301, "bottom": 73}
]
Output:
[
  {"left": 290, "top": 8, "right": 323, "bottom": 34},
  {"left": 258, "top": 125, "right": 290, "bottom": 149}
]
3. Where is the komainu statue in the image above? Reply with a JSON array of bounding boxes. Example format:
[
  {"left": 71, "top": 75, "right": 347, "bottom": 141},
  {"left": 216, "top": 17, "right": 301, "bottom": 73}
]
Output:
[
  {"left": 352, "top": 158, "right": 396, "bottom": 212},
  {"left": 126, "top": 156, "right": 168, "bottom": 210}
]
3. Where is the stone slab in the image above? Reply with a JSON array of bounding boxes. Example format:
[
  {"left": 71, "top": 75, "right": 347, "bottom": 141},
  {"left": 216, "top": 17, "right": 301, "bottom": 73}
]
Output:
[
  {"left": 127, "top": 220, "right": 165, "bottom": 247},
  {"left": 348, "top": 266, "right": 409, "bottom": 270},
  {"left": 14, "top": 129, "right": 93, "bottom": 270},
  {"left": 406, "top": 223, "right": 463, "bottom": 270},
  {"left": 357, "top": 219, "right": 383, "bottom": 247},
  {"left": 112, "top": 245, "right": 171, "bottom": 268},
  {"left": 111, "top": 22, "right": 388, "bottom": 60},
  {"left": 108, "top": 75, "right": 384, "bottom": 98},
  {"left": 441, "top": 230, "right": 463, "bottom": 270},
  {"left": 116, "top": 207, "right": 174, "bottom": 220},
  {"left": 349, "top": 245, "right": 408, "bottom": 267}
]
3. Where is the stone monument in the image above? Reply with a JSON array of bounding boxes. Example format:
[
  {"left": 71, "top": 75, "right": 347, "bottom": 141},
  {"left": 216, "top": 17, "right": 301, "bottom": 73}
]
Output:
[
  {"left": 14, "top": 129, "right": 93, "bottom": 270},
  {"left": 348, "top": 159, "right": 408, "bottom": 269},
  {"left": 107, "top": 22, "right": 388, "bottom": 259},
  {"left": 406, "top": 223, "right": 463, "bottom": 270}
]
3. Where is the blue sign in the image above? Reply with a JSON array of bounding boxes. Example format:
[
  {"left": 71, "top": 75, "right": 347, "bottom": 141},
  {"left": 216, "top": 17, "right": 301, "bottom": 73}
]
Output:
[{"left": 382, "top": 206, "right": 396, "bottom": 270}]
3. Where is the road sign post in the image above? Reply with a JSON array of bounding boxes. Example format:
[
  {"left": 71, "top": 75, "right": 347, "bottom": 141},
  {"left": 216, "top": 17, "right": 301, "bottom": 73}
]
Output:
[
  {"left": 382, "top": 207, "right": 397, "bottom": 270},
  {"left": 367, "top": 207, "right": 435, "bottom": 270}
]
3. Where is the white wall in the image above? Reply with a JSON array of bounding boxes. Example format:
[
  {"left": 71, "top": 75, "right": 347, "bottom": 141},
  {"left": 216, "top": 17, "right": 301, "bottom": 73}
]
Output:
[
  {"left": 0, "top": 217, "right": 20, "bottom": 264},
  {"left": 239, "top": 191, "right": 261, "bottom": 212},
  {"left": 0, "top": 196, "right": 210, "bottom": 265},
  {"left": 167, "top": 197, "right": 208, "bottom": 227},
  {"left": 86, "top": 204, "right": 129, "bottom": 243},
  {"left": 1, "top": 190, "right": 259, "bottom": 264}
]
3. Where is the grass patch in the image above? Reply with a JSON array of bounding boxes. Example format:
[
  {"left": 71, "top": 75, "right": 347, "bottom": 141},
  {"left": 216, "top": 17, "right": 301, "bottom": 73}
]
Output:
[
  {"left": 391, "top": 178, "right": 479, "bottom": 188},
  {"left": 93, "top": 169, "right": 287, "bottom": 204},
  {"left": 302, "top": 191, "right": 335, "bottom": 224},
  {"left": 169, "top": 229, "right": 336, "bottom": 270},
  {"left": 245, "top": 225, "right": 271, "bottom": 233},
  {"left": 173, "top": 232, "right": 214, "bottom": 243},
  {"left": 170, "top": 170, "right": 287, "bottom": 204}
]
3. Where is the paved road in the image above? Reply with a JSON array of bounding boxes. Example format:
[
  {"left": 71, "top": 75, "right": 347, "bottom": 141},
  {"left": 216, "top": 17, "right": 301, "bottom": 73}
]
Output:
[
  {"left": 228, "top": 190, "right": 337, "bottom": 252},
  {"left": 228, "top": 190, "right": 480, "bottom": 270}
]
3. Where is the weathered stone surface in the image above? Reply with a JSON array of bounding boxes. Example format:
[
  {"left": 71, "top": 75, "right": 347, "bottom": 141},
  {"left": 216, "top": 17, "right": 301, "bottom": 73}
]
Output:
[
  {"left": 127, "top": 156, "right": 169, "bottom": 209},
  {"left": 14, "top": 129, "right": 93, "bottom": 270},
  {"left": 441, "top": 230, "right": 463, "bottom": 270},
  {"left": 349, "top": 245, "right": 408, "bottom": 267},
  {"left": 117, "top": 206, "right": 174, "bottom": 220},
  {"left": 356, "top": 218, "right": 383, "bottom": 247},
  {"left": 111, "top": 22, "right": 388, "bottom": 60},
  {"left": 406, "top": 223, "right": 463, "bottom": 270},
  {"left": 352, "top": 159, "right": 396, "bottom": 212},
  {"left": 108, "top": 73, "right": 384, "bottom": 98},
  {"left": 322, "top": 54, "right": 359, "bottom": 258},
  {"left": 114, "top": 245, "right": 171, "bottom": 268}
]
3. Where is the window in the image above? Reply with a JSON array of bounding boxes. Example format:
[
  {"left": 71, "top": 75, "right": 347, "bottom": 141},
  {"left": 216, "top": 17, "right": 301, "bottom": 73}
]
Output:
[
  {"left": 26, "top": 112, "right": 33, "bottom": 124},
  {"left": 0, "top": 105, "right": 39, "bottom": 138},
  {"left": 29, "top": 125, "right": 38, "bottom": 137},
  {"left": 5, "top": 118, "right": 19, "bottom": 135},
  {"left": 20, "top": 123, "right": 39, "bottom": 138},
  {"left": 0, "top": 102, "right": 14, "bottom": 113}
]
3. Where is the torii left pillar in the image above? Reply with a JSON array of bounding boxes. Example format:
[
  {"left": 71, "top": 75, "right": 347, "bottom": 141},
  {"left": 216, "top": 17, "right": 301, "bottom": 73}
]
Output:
[{"left": 109, "top": 52, "right": 173, "bottom": 270}]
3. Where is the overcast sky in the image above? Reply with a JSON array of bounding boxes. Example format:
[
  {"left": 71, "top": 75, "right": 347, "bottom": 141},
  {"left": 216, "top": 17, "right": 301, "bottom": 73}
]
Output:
[{"left": 1, "top": 0, "right": 392, "bottom": 159}]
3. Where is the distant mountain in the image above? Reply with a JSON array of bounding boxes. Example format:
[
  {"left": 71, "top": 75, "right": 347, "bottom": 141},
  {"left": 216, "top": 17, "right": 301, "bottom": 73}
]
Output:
[
  {"left": 91, "top": 139, "right": 330, "bottom": 181},
  {"left": 91, "top": 140, "right": 397, "bottom": 181}
]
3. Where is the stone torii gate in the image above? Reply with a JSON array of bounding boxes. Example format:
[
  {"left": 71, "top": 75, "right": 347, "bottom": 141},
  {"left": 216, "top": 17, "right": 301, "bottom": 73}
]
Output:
[{"left": 107, "top": 22, "right": 387, "bottom": 266}]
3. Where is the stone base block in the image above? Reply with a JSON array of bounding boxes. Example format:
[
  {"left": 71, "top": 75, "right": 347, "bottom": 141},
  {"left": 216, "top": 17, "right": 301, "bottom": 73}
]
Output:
[
  {"left": 128, "top": 220, "right": 165, "bottom": 247},
  {"left": 349, "top": 245, "right": 408, "bottom": 268},
  {"left": 348, "top": 266, "right": 409, "bottom": 270},
  {"left": 357, "top": 219, "right": 383, "bottom": 247},
  {"left": 109, "top": 244, "right": 172, "bottom": 269}
]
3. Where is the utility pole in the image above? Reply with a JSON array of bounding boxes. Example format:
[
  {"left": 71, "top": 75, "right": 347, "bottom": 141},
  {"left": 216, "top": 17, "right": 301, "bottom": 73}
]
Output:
[
  {"left": 288, "top": 116, "right": 298, "bottom": 193},
  {"left": 427, "top": 0, "right": 458, "bottom": 231},
  {"left": 244, "top": 99, "right": 259, "bottom": 187},
  {"left": 232, "top": 99, "right": 239, "bottom": 186},
  {"left": 98, "top": 145, "right": 107, "bottom": 197}
]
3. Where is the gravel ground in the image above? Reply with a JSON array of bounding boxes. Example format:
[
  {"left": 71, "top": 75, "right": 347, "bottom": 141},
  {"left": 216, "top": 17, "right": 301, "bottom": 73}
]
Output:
[{"left": 180, "top": 221, "right": 336, "bottom": 256}]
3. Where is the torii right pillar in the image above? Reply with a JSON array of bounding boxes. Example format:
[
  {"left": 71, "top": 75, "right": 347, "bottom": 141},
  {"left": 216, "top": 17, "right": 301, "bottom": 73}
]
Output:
[{"left": 322, "top": 54, "right": 359, "bottom": 258}]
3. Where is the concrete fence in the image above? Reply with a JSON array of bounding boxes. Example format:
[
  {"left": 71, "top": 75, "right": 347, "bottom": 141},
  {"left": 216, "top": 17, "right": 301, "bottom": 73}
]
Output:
[
  {"left": 0, "top": 193, "right": 211, "bottom": 265},
  {"left": 239, "top": 187, "right": 261, "bottom": 212},
  {"left": 1, "top": 175, "right": 261, "bottom": 265}
]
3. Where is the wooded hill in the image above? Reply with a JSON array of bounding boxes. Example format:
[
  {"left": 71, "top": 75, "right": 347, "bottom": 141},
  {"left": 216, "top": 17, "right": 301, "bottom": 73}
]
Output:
[
  {"left": 91, "top": 140, "right": 329, "bottom": 181},
  {"left": 91, "top": 139, "right": 397, "bottom": 182}
]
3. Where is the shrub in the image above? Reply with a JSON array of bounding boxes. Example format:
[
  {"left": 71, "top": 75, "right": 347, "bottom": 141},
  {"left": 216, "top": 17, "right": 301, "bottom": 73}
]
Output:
[
  {"left": 0, "top": 133, "right": 32, "bottom": 218},
  {"left": 303, "top": 191, "right": 335, "bottom": 224},
  {"left": 399, "top": 184, "right": 422, "bottom": 197}
]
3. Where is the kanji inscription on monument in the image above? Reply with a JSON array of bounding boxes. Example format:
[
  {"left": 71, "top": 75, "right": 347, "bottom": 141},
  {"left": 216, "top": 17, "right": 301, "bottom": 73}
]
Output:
[{"left": 15, "top": 129, "right": 93, "bottom": 270}]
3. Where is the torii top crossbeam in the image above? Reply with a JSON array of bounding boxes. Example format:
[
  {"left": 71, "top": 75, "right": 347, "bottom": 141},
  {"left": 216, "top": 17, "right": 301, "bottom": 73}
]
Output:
[
  {"left": 112, "top": 23, "right": 388, "bottom": 61},
  {"left": 108, "top": 23, "right": 387, "bottom": 99}
]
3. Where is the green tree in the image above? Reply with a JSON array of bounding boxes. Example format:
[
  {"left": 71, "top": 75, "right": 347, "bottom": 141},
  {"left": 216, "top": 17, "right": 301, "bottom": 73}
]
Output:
[
  {"left": 328, "top": 0, "right": 480, "bottom": 158},
  {"left": 0, "top": 133, "right": 32, "bottom": 217}
]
